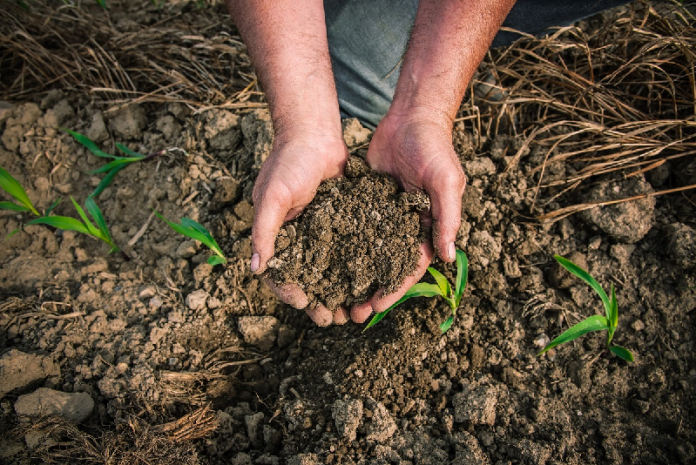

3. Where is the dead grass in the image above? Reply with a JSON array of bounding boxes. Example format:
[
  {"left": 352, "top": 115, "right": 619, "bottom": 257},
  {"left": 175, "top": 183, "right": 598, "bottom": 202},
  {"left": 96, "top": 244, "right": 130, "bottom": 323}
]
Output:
[
  {"left": 14, "top": 408, "right": 216, "bottom": 465},
  {"left": 461, "top": 0, "right": 696, "bottom": 221},
  {"left": 0, "top": 0, "right": 263, "bottom": 111}
]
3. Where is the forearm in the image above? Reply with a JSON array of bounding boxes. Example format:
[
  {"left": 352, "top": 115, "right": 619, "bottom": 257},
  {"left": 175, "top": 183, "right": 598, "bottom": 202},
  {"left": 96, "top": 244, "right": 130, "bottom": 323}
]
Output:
[
  {"left": 391, "top": 0, "right": 517, "bottom": 124},
  {"left": 226, "top": 0, "right": 343, "bottom": 140}
]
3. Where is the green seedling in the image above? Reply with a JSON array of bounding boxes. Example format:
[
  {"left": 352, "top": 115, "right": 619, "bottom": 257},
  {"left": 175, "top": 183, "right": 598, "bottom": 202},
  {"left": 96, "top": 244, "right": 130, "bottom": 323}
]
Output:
[
  {"left": 63, "top": 129, "right": 163, "bottom": 198},
  {"left": 366, "top": 249, "right": 468, "bottom": 334},
  {"left": 539, "top": 255, "right": 634, "bottom": 362},
  {"left": 0, "top": 167, "right": 40, "bottom": 216},
  {"left": 154, "top": 211, "right": 227, "bottom": 266},
  {"left": 26, "top": 196, "right": 121, "bottom": 254}
]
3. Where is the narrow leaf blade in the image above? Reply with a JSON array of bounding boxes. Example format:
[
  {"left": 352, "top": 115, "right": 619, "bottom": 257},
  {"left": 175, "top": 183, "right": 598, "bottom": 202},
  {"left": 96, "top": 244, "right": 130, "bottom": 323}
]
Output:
[
  {"left": 0, "top": 201, "right": 31, "bottom": 213},
  {"left": 0, "top": 167, "right": 38, "bottom": 215},
  {"left": 115, "top": 143, "right": 146, "bottom": 158},
  {"left": 207, "top": 255, "right": 227, "bottom": 266},
  {"left": 85, "top": 197, "right": 112, "bottom": 243},
  {"left": 538, "top": 314, "right": 609, "bottom": 355},
  {"left": 440, "top": 315, "right": 454, "bottom": 334},
  {"left": 609, "top": 345, "right": 634, "bottom": 362},
  {"left": 62, "top": 129, "right": 117, "bottom": 159},
  {"left": 26, "top": 216, "right": 91, "bottom": 235},
  {"left": 44, "top": 197, "right": 61, "bottom": 216},
  {"left": 427, "top": 267, "right": 451, "bottom": 298},
  {"left": 364, "top": 283, "right": 444, "bottom": 331},
  {"left": 70, "top": 197, "right": 100, "bottom": 237},
  {"left": 154, "top": 211, "right": 211, "bottom": 245},
  {"left": 90, "top": 157, "right": 141, "bottom": 174},
  {"left": 555, "top": 255, "right": 611, "bottom": 318},
  {"left": 455, "top": 249, "right": 468, "bottom": 305},
  {"left": 91, "top": 165, "right": 127, "bottom": 198}
]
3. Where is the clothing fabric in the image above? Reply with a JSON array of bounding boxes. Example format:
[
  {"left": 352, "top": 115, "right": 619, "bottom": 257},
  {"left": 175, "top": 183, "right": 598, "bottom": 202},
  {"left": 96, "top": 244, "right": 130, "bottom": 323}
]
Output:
[{"left": 324, "top": 0, "right": 632, "bottom": 128}]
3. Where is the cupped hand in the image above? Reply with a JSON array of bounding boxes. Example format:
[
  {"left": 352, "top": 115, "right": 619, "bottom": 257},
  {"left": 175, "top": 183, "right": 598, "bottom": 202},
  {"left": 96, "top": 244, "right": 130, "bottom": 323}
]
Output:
[
  {"left": 251, "top": 130, "right": 349, "bottom": 326},
  {"left": 352, "top": 108, "right": 466, "bottom": 320}
]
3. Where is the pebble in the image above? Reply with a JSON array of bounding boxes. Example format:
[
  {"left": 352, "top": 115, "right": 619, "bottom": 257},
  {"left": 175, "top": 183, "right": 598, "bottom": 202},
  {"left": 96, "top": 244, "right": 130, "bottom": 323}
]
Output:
[
  {"left": 332, "top": 398, "right": 363, "bottom": 441},
  {"left": 186, "top": 289, "right": 209, "bottom": 311},
  {"left": 237, "top": 316, "right": 280, "bottom": 351}
]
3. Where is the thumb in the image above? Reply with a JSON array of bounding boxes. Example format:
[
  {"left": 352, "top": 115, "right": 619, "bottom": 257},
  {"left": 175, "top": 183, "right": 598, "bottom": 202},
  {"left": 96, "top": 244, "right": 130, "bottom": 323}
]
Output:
[
  {"left": 250, "top": 187, "right": 292, "bottom": 274},
  {"left": 426, "top": 168, "right": 466, "bottom": 263}
]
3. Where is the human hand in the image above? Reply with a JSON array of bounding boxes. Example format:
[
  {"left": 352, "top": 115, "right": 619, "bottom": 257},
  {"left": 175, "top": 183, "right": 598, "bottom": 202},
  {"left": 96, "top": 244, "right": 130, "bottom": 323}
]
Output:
[
  {"left": 251, "top": 130, "right": 350, "bottom": 326},
  {"left": 353, "top": 108, "right": 466, "bottom": 320}
]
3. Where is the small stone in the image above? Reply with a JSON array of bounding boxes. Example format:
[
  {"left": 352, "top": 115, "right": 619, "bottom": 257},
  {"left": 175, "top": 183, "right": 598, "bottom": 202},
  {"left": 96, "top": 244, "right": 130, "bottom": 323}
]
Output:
[
  {"left": 365, "top": 397, "right": 397, "bottom": 443},
  {"left": 332, "top": 398, "right": 363, "bottom": 441},
  {"left": 0, "top": 350, "right": 60, "bottom": 398},
  {"left": 533, "top": 334, "right": 551, "bottom": 348},
  {"left": 632, "top": 320, "right": 645, "bottom": 332},
  {"left": 176, "top": 240, "right": 198, "bottom": 258},
  {"left": 452, "top": 384, "right": 498, "bottom": 426},
  {"left": 139, "top": 286, "right": 156, "bottom": 299},
  {"left": 15, "top": 388, "right": 94, "bottom": 423},
  {"left": 186, "top": 289, "right": 209, "bottom": 310},
  {"left": 237, "top": 316, "right": 280, "bottom": 351},
  {"left": 149, "top": 297, "right": 164, "bottom": 309}
]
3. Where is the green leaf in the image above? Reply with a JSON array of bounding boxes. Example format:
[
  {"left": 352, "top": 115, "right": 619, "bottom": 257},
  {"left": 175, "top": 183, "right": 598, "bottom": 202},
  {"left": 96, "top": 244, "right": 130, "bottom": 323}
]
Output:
[
  {"left": 62, "top": 129, "right": 117, "bottom": 159},
  {"left": 85, "top": 197, "right": 112, "bottom": 243},
  {"left": 0, "top": 201, "right": 32, "bottom": 213},
  {"left": 26, "top": 216, "right": 91, "bottom": 235},
  {"left": 44, "top": 198, "right": 61, "bottom": 216},
  {"left": 609, "top": 283, "right": 618, "bottom": 329},
  {"left": 70, "top": 197, "right": 100, "bottom": 238},
  {"left": 609, "top": 345, "right": 634, "bottom": 362},
  {"left": 181, "top": 217, "right": 225, "bottom": 255},
  {"left": 95, "top": 0, "right": 107, "bottom": 8},
  {"left": 454, "top": 249, "right": 468, "bottom": 305},
  {"left": 154, "top": 211, "right": 215, "bottom": 246},
  {"left": 555, "top": 255, "right": 611, "bottom": 319},
  {"left": 115, "top": 143, "right": 145, "bottom": 158},
  {"left": 427, "top": 267, "right": 451, "bottom": 299},
  {"left": 364, "top": 283, "right": 444, "bottom": 330},
  {"left": 4, "top": 229, "right": 20, "bottom": 241},
  {"left": 538, "top": 314, "right": 610, "bottom": 355},
  {"left": 0, "top": 167, "right": 39, "bottom": 215},
  {"left": 207, "top": 255, "right": 227, "bottom": 266},
  {"left": 440, "top": 315, "right": 454, "bottom": 334},
  {"left": 91, "top": 165, "right": 127, "bottom": 198},
  {"left": 90, "top": 157, "right": 142, "bottom": 174}
]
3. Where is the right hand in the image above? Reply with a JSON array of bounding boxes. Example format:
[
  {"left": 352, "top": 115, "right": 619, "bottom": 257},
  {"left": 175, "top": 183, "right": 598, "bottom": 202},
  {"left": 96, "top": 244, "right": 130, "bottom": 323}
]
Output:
[{"left": 251, "top": 130, "right": 349, "bottom": 326}]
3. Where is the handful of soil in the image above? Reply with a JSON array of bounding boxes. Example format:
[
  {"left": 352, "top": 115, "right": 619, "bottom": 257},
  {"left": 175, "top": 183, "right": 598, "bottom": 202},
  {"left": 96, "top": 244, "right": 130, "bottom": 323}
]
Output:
[{"left": 268, "top": 157, "right": 430, "bottom": 311}]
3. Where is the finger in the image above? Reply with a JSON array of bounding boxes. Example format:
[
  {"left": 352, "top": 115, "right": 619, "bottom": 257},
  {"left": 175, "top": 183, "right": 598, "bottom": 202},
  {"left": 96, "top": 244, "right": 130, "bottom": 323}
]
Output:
[
  {"left": 350, "top": 301, "right": 373, "bottom": 324},
  {"left": 251, "top": 185, "right": 292, "bottom": 274},
  {"left": 371, "top": 242, "right": 434, "bottom": 313},
  {"left": 333, "top": 306, "right": 350, "bottom": 325},
  {"left": 262, "top": 276, "right": 309, "bottom": 309},
  {"left": 426, "top": 168, "right": 466, "bottom": 262},
  {"left": 306, "top": 304, "right": 333, "bottom": 327}
]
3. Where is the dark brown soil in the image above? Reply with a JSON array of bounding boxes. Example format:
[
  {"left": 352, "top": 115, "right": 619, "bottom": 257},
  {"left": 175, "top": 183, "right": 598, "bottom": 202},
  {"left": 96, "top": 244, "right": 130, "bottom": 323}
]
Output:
[{"left": 269, "top": 157, "right": 429, "bottom": 310}]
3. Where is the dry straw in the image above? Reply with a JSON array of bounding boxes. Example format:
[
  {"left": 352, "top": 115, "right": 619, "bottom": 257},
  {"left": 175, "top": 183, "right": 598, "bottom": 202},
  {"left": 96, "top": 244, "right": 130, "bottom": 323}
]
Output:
[{"left": 461, "top": 0, "right": 696, "bottom": 221}]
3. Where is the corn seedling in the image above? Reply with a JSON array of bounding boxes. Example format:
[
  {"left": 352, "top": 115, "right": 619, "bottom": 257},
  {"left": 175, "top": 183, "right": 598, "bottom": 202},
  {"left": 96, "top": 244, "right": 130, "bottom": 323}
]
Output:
[
  {"left": 1, "top": 167, "right": 61, "bottom": 239},
  {"left": 26, "top": 197, "right": 121, "bottom": 255},
  {"left": 365, "top": 249, "right": 468, "bottom": 334},
  {"left": 539, "top": 255, "right": 634, "bottom": 362},
  {"left": 0, "top": 167, "right": 40, "bottom": 216},
  {"left": 63, "top": 129, "right": 164, "bottom": 198},
  {"left": 154, "top": 211, "right": 227, "bottom": 266}
]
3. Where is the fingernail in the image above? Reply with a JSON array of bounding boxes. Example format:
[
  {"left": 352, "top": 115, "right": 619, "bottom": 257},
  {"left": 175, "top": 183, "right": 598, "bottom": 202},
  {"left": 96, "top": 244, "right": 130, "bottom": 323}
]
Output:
[
  {"left": 448, "top": 242, "right": 456, "bottom": 261},
  {"left": 250, "top": 253, "right": 260, "bottom": 272}
]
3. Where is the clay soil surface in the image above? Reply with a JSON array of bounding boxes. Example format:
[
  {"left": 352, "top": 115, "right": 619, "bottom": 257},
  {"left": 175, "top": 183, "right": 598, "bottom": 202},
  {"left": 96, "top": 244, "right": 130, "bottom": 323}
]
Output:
[{"left": 1, "top": 1, "right": 695, "bottom": 465}]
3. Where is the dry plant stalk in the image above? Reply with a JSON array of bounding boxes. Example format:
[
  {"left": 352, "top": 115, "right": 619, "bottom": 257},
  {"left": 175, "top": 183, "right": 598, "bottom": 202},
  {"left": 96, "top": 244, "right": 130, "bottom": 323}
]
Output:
[
  {"left": 0, "top": 0, "right": 261, "bottom": 109},
  {"left": 459, "top": 1, "right": 696, "bottom": 221}
]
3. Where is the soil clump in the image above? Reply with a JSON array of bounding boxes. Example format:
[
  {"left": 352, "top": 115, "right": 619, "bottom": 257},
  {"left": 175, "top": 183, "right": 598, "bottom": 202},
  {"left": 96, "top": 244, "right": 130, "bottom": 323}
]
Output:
[{"left": 269, "top": 157, "right": 430, "bottom": 310}]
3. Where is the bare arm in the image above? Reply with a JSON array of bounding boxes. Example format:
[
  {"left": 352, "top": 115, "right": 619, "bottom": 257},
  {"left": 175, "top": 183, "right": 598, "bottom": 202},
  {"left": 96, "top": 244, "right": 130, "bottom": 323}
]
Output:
[{"left": 366, "top": 0, "right": 516, "bottom": 312}]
